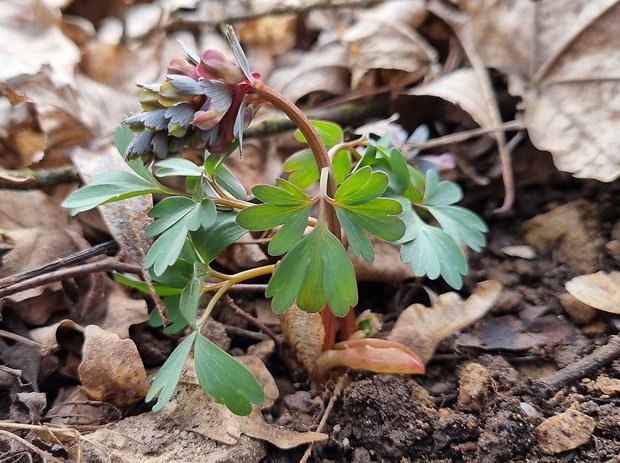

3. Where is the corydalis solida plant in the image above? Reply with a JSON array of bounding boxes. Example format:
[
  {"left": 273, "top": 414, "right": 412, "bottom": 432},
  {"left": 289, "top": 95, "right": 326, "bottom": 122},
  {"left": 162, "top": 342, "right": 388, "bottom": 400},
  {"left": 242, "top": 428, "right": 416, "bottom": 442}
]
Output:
[{"left": 63, "top": 26, "right": 486, "bottom": 415}]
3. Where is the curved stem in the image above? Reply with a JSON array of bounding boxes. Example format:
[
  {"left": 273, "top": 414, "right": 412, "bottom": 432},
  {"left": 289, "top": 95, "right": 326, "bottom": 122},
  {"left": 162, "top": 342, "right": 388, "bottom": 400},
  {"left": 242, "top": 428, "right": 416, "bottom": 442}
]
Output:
[{"left": 252, "top": 81, "right": 357, "bottom": 349}]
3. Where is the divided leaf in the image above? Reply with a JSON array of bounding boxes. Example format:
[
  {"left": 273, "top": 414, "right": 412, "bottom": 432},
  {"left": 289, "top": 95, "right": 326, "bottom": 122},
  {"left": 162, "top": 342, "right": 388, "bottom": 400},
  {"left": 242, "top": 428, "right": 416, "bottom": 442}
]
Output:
[
  {"left": 63, "top": 170, "right": 161, "bottom": 214},
  {"left": 294, "top": 120, "right": 343, "bottom": 146},
  {"left": 427, "top": 205, "right": 488, "bottom": 251},
  {"left": 146, "top": 331, "right": 197, "bottom": 411},
  {"left": 194, "top": 333, "right": 265, "bottom": 416},
  {"left": 236, "top": 178, "right": 313, "bottom": 255},
  {"left": 399, "top": 209, "right": 468, "bottom": 289},
  {"left": 266, "top": 222, "right": 358, "bottom": 316},
  {"left": 283, "top": 148, "right": 319, "bottom": 189}
]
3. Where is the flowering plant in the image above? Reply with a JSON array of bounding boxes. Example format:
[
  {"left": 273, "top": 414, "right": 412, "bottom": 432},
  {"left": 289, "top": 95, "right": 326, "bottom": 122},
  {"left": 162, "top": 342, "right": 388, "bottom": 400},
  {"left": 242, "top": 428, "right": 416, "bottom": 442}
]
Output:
[{"left": 63, "top": 26, "right": 486, "bottom": 415}]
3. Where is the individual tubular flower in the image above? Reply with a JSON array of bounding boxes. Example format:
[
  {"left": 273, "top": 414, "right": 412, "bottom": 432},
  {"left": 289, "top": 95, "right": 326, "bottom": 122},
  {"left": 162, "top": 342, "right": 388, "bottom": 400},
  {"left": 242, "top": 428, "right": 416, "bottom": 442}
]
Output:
[{"left": 124, "top": 37, "right": 260, "bottom": 164}]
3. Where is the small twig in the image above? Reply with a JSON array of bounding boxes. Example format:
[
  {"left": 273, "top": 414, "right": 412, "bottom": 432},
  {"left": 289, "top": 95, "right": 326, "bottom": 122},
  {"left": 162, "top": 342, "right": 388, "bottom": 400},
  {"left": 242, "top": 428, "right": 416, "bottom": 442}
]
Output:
[
  {"left": 0, "top": 429, "right": 67, "bottom": 463},
  {"left": 0, "top": 241, "right": 118, "bottom": 289},
  {"left": 0, "top": 258, "right": 142, "bottom": 298},
  {"left": 404, "top": 120, "right": 525, "bottom": 151},
  {"left": 532, "top": 334, "right": 620, "bottom": 396},
  {"left": 0, "top": 165, "right": 80, "bottom": 190},
  {"left": 222, "top": 294, "right": 281, "bottom": 347},
  {"left": 299, "top": 372, "right": 350, "bottom": 463},
  {"left": 166, "top": 0, "right": 382, "bottom": 29},
  {"left": 227, "top": 283, "right": 268, "bottom": 293},
  {"left": 223, "top": 325, "right": 271, "bottom": 341}
]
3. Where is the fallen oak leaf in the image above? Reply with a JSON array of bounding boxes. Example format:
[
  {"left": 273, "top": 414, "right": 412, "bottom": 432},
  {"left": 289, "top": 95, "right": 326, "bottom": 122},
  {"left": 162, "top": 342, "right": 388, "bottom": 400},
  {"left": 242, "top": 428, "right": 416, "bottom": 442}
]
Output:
[{"left": 387, "top": 280, "right": 503, "bottom": 363}]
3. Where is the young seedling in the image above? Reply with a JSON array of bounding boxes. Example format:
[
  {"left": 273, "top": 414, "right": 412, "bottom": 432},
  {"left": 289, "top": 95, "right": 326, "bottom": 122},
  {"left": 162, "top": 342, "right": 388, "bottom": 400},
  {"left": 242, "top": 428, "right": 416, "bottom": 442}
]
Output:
[{"left": 63, "top": 26, "right": 487, "bottom": 415}]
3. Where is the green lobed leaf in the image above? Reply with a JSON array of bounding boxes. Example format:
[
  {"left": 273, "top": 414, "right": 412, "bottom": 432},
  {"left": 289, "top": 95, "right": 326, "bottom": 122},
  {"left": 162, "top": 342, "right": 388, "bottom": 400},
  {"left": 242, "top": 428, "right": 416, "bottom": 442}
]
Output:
[
  {"left": 215, "top": 163, "right": 248, "bottom": 201},
  {"left": 145, "top": 221, "right": 189, "bottom": 276},
  {"left": 147, "top": 197, "right": 196, "bottom": 237},
  {"left": 427, "top": 205, "right": 488, "bottom": 251},
  {"left": 336, "top": 198, "right": 405, "bottom": 243},
  {"left": 189, "top": 211, "right": 247, "bottom": 264},
  {"left": 194, "top": 333, "right": 265, "bottom": 415},
  {"left": 252, "top": 178, "right": 310, "bottom": 205},
  {"left": 423, "top": 170, "right": 463, "bottom": 206},
  {"left": 146, "top": 331, "right": 197, "bottom": 411},
  {"left": 62, "top": 170, "right": 160, "bottom": 214},
  {"left": 294, "top": 120, "right": 343, "bottom": 146},
  {"left": 335, "top": 209, "right": 374, "bottom": 262},
  {"left": 184, "top": 199, "right": 217, "bottom": 231},
  {"left": 399, "top": 210, "right": 467, "bottom": 289},
  {"left": 148, "top": 295, "right": 189, "bottom": 334},
  {"left": 114, "top": 124, "right": 136, "bottom": 158},
  {"left": 179, "top": 275, "right": 203, "bottom": 323},
  {"left": 332, "top": 149, "right": 352, "bottom": 184},
  {"left": 236, "top": 203, "right": 310, "bottom": 231},
  {"left": 388, "top": 148, "right": 410, "bottom": 194},
  {"left": 266, "top": 223, "right": 358, "bottom": 316},
  {"left": 267, "top": 208, "right": 311, "bottom": 256},
  {"left": 114, "top": 273, "right": 183, "bottom": 297},
  {"left": 335, "top": 167, "right": 389, "bottom": 205},
  {"left": 155, "top": 158, "right": 203, "bottom": 177},
  {"left": 283, "top": 149, "right": 319, "bottom": 190}
]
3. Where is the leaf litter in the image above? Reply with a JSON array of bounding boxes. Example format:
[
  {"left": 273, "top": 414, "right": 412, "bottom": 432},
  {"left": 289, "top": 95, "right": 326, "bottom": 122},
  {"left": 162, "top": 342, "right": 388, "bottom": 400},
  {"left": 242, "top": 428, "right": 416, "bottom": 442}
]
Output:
[{"left": 2, "top": 0, "right": 620, "bottom": 462}]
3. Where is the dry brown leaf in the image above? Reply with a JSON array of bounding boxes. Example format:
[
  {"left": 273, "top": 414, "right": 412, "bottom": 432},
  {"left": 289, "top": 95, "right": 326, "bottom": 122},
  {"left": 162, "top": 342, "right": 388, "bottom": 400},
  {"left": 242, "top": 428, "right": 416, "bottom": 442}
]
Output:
[
  {"left": 351, "top": 239, "right": 412, "bottom": 282},
  {"left": 565, "top": 271, "right": 620, "bottom": 314},
  {"left": 0, "top": 227, "right": 81, "bottom": 324},
  {"left": 78, "top": 325, "right": 149, "bottom": 408},
  {"left": 160, "top": 356, "right": 327, "bottom": 449},
  {"left": 462, "top": 0, "right": 620, "bottom": 181},
  {"left": 95, "top": 284, "right": 149, "bottom": 338},
  {"left": 268, "top": 41, "right": 350, "bottom": 103},
  {"left": 406, "top": 68, "right": 493, "bottom": 129},
  {"left": 69, "top": 142, "right": 153, "bottom": 265},
  {"left": 0, "top": 0, "right": 80, "bottom": 82},
  {"left": 29, "top": 319, "right": 83, "bottom": 353},
  {"left": 387, "top": 280, "right": 503, "bottom": 363},
  {"left": 0, "top": 190, "right": 74, "bottom": 230},
  {"left": 341, "top": 0, "right": 436, "bottom": 89}
]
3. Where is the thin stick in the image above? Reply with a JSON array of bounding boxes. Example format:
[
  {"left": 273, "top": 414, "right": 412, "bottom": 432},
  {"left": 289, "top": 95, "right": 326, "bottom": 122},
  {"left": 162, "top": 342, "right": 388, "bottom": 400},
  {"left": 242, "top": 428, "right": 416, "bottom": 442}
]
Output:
[
  {"left": 532, "top": 334, "right": 620, "bottom": 396},
  {"left": 0, "top": 258, "right": 142, "bottom": 298},
  {"left": 299, "top": 372, "right": 350, "bottom": 463},
  {"left": 0, "top": 165, "right": 80, "bottom": 190},
  {"left": 0, "top": 241, "right": 118, "bottom": 289},
  {"left": 222, "top": 294, "right": 281, "bottom": 347},
  {"left": 404, "top": 120, "right": 525, "bottom": 151},
  {"left": 0, "top": 429, "right": 67, "bottom": 463}
]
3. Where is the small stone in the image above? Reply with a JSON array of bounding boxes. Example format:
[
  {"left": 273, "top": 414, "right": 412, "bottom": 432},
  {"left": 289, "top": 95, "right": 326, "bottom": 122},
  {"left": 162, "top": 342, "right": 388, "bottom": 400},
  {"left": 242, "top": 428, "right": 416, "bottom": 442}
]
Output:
[
  {"left": 534, "top": 409, "right": 595, "bottom": 454},
  {"left": 457, "top": 363, "right": 490, "bottom": 412},
  {"left": 605, "top": 239, "right": 620, "bottom": 265},
  {"left": 585, "top": 375, "right": 620, "bottom": 396},
  {"left": 560, "top": 292, "right": 598, "bottom": 325}
]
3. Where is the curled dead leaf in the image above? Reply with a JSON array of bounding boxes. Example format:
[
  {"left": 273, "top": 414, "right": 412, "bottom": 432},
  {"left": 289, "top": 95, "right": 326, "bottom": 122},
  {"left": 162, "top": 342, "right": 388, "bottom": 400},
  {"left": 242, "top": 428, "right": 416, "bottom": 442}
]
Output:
[
  {"left": 78, "top": 325, "right": 149, "bottom": 408},
  {"left": 463, "top": 0, "right": 620, "bottom": 181},
  {"left": 565, "top": 271, "right": 620, "bottom": 314},
  {"left": 387, "top": 280, "right": 503, "bottom": 363}
]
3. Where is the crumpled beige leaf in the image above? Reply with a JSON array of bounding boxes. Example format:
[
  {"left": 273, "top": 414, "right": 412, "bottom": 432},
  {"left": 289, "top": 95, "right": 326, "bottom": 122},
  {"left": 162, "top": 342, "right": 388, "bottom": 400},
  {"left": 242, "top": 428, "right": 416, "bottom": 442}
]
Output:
[
  {"left": 341, "top": 0, "right": 436, "bottom": 89},
  {"left": 69, "top": 142, "right": 153, "bottom": 264},
  {"left": 0, "top": 0, "right": 80, "bottom": 83},
  {"left": 95, "top": 285, "right": 149, "bottom": 338},
  {"left": 462, "top": 0, "right": 620, "bottom": 181},
  {"left": 78, "top": 325, "right": 149, "bottom": 408},
  {"left": 565, "top": 271, "right": 620, "bottom": 314},
  {"left": 267, "top": 40, "right": 350, "bottom": 103},
  {"left": 406, "top": 68, "right": 493, "bottom": 129},
  {"left": 0, "top": 227, "right": 81, "bottom": 324},
  {"left": 387, "top": 280, "right": 503, "bottom": 363},
  {"left": 160, "top": 356, "right": 327, "bottom": 449}
]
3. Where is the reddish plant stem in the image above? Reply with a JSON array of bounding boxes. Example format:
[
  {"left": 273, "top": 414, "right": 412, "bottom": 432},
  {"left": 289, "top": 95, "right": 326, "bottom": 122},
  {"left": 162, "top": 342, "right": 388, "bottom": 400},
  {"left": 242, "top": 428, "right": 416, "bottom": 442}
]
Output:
[{"left": 252, "top": 81, "right": 356, "bottom": 348}]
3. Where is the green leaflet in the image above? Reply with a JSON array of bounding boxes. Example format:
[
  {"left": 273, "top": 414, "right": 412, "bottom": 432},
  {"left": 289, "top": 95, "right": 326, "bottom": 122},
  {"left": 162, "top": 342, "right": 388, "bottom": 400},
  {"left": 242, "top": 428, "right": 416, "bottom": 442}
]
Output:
[
  {"left": 266, "top": 222, "right": 358, "bottom": 316},
  {"left": 194, "top": 333, "right": 265, "bottom": 416}
]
